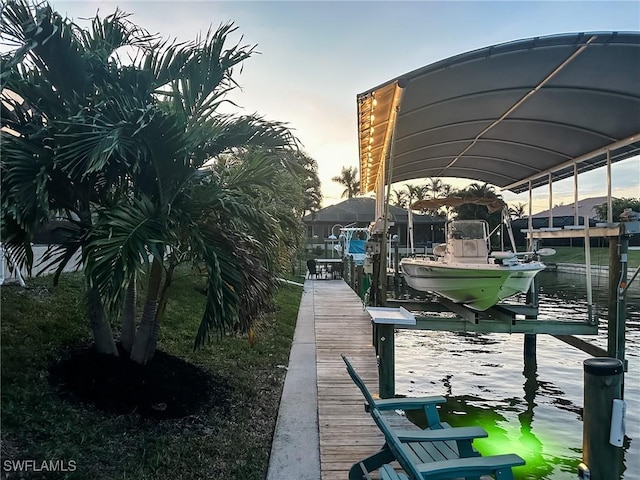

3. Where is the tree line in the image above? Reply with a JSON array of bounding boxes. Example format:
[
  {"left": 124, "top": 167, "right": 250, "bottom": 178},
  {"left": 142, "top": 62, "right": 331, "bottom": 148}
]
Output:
[
  {"left": 332, "top": 166, "right": 639, "bottom": 225},
  {"left": 331, "top": 167, "right": 519, "bottom": 230}
]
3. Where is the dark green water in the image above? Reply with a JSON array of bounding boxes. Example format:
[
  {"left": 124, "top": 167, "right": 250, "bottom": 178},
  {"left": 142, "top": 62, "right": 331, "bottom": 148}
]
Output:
[{"left": 395, "top": 270, "right": 639, "bottom": 479}]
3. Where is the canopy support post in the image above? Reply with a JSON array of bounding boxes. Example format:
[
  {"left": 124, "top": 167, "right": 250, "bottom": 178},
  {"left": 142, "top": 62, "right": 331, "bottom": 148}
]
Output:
[
  {"left": 573, "top": 162, "right": 579, "bottom": 227},
  {"left": 528, "top": 181, "right": 533, "bottom": 249},
  {"left": 585, "top": 218, "right": 594, "bottom": 323},
  {"left": 606, "top": 149, "right": 613, "bottom": 223},
  {"left": 548, "top": 173, "right": 554, "bottom": 229},
  {"left": 376, "top": 81, "right": 406, "bottom": 307}
]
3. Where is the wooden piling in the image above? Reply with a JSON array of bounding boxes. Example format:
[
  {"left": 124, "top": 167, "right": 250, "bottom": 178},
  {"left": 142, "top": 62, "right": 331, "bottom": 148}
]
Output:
[
  {"left": 582, "top": 357, "right": 624, "bottom": 480},
  {"left": 524, "top": 277, "right": 538, "bottom": 367},
  {"left": 376, "top": 323, "right": 395, "bottom": 399}
]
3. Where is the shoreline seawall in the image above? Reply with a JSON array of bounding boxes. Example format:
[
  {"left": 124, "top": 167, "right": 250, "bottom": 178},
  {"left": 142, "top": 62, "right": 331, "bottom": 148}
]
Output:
[{"left": 548, "top": 262, "right": 639, "bottom": 279}]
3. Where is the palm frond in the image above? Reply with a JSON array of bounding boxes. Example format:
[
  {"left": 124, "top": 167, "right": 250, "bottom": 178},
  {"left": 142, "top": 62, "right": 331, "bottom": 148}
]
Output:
[
  {"left": 144, "top": 22, "right": 256, "bottom": 123},
  {"left": 191, "top": 114, "right": 297, "bottom": 164},
  {"left": 36, "top": 221, "right": 84, "bottom": 284},
  {"left": 83, "top": 195, "right": 165, "bottom": 312},
  {"left": 1, "top": 131, "right": 53, "bottom": 230},
  {"left": 79, "top": 7, "right": 157, "bottom": 62},
  {"left": 0, "top": 215, "right": 34, "bottom": 275},
  {"left": 1, "top": 0, "right": 90, "bottom": 101},
  {"left": 190, "top": 223, "right": 243, "bottom": 346}
]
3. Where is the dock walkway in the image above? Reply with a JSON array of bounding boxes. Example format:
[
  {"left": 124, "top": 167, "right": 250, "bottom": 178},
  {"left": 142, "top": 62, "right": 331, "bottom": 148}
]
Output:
[
  {"left": 314, "top": 280, "right": 384, "bottom": 480},
  {"left": 267, "top": 278, "right": 384, "bottom": 480}
]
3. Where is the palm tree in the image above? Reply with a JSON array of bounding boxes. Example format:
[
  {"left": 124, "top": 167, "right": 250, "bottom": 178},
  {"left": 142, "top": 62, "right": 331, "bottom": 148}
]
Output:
[
  {"left": 439, "top": 183, "right": 457, "bottom": 218},
  {"left": 292, "top": 151, "right": 322, "bottom": 217},
  {"left": 391, "top": 189, "right": 408, "bottom": 208},
  {"left": 426, "top": 177, "right": 444, "bottom": 199},
  {"left": 2, "top": 2, "right": 155, "bottom": 355},
  {"left": 332, "top": 166, "right": 360, "bottom": 198},
  {"left": 1, "top": 2, "right": 300, "bottom": 364},
  {"left": 403, "top": 183, "right": 427, "bottom": 207},
  {"left": 455, "top": 182, "right": 503, "bottom": 235},
  {"left": 508, "top": 202, "right": 527, "bottom": 220}
]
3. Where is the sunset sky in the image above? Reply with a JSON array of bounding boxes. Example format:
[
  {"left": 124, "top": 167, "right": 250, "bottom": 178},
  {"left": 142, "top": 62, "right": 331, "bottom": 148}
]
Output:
[{"left": 49, "top": 1, "right": 640, "bottom": 211}]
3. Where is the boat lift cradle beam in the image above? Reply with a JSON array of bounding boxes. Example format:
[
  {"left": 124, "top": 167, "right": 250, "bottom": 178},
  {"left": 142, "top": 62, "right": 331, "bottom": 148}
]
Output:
[
  {"left": 407, "top": 317, "right": 598, "bottom": 335},
  {"left": 385, "top": 297, "right": 598, "bottom": 336}
]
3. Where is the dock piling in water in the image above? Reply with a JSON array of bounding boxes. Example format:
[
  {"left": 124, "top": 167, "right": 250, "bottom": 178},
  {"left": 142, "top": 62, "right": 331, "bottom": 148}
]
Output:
[
  {"left": 376, "top": 324, "right": 395, "bottom": 399},
  {"left": 582, "top": 357, "right": 624, "bottom": 480}
]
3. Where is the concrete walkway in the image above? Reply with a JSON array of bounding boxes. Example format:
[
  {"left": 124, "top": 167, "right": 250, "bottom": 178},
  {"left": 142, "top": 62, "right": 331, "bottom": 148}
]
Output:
[{"left": 266, "top": 280, "right": 321, "bottom": 480}]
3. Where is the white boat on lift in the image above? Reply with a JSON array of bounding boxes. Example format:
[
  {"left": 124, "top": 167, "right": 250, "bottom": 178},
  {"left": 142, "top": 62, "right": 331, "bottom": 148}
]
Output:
[{"left": 400, "top": 197, "right": 553, "bottom": 311}]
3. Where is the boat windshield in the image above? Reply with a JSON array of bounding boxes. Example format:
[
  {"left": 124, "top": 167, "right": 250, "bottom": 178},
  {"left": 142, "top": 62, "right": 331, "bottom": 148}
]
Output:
[{"left": 447, "top": 221, "right": 487, "bottom": 240}]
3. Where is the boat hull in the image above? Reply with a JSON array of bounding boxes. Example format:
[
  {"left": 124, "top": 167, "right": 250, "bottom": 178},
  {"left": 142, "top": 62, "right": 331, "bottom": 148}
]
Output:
[{"left": 400, "top": 258, "right": 545, "bottom": 311}]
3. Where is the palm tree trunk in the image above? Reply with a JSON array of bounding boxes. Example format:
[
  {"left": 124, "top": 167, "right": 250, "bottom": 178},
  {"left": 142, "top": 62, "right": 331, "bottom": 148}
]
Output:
[
  {"left": 87, "top": 286, "right": 119, "bottom": 355},
  {"left": 79, "top": 205, "right": 118, "bottom": 355},
  {"left": 130, "top": 258, "right": 163, "bottom": 365},
  {"left": 155, "top": 262, "right": 176, "bottom": 323},
  {"left": 120, "top": 277, "right": 136, "bottom": 354}
]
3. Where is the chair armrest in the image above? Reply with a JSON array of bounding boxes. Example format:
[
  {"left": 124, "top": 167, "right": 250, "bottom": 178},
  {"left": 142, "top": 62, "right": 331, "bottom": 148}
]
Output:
[
  {"left": 416, "top": 454, "right": 526, "bottom": 476},
  {"left": 370, "top": 395, "right": 447, "bottom": 411},
  {"left": 395, "top": 426, "right": 487, "bottom": 442}
]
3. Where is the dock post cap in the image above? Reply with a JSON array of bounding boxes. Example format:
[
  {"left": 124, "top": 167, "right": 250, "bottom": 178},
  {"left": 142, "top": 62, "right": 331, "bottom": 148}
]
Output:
[{"left": 583, "top": 357, "right": 623, "bottom": 376}]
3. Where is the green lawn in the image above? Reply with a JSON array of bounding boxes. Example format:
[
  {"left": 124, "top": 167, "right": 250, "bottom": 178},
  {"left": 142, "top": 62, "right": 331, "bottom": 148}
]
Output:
[
  {"left": 545, "top": 246, "right": 640, "bottom": 268},
  {"left": 1, "top": 271, "right": 303, "bottom": 479}
]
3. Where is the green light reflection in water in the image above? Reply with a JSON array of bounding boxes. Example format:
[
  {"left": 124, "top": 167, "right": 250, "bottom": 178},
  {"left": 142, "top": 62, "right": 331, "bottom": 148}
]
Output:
[
  {"left": 405, "top": 358, "right": 580, "bottom": 480},
  {"left": 397, "top": 270, "right": 640, "bottom": 478}
]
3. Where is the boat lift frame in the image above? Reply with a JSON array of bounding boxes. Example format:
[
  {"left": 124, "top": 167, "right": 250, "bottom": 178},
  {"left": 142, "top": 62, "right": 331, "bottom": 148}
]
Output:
[{"left": 365, "top": 94, "right": 638, "bottom": 379}]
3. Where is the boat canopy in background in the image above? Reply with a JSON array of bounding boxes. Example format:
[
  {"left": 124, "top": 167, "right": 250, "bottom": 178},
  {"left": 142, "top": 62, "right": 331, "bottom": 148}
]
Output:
[
  {"left": 410, "top": 197, "right": 507, "bottom": 214},
  {"left": 357, "top": 32, "right": 640, "bottom": 196}
]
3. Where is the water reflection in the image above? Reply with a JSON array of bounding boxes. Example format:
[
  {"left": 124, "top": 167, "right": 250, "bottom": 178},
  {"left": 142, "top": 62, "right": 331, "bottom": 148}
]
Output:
[
  {"left": 520, "top": 359, "right": 540, "bottom": 448},
  {"left": 396, "top": 270, "right": 639, "bottom": 479}
]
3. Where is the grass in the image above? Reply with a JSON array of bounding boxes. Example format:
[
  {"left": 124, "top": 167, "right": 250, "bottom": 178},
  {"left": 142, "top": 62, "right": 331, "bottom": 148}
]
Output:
[
  {"left": 544, "top": 246, "right": 640, "bottom": 268},
  {"left": 1, "top": 271, "right": 303, "bottom": 479}
]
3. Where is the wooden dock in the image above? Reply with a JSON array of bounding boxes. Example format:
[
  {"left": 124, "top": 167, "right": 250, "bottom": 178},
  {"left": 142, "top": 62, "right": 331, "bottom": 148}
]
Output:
[
  {"left": 306, "top": 279, "right": 502, "bottom": 480},
  {"left": 311, "top": 279, "right": 384, "bottom": 480}
]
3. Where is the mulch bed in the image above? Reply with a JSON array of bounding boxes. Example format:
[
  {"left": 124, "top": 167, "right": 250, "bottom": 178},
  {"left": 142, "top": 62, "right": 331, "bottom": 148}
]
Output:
[{"left": 48, "top": 343, "right": 230, "bottom": 419}]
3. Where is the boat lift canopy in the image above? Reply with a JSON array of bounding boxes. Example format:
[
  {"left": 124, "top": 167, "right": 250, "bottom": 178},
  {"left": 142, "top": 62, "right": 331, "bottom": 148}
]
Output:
[
  {"left": 358, "top": 32, "right": 639, "bottom": 349},
  {"left": 410, "top": 196, "right": 507, "bottom": 214},
  {"left": 357, "top": 32, "right": 640, "bottom": 197}
]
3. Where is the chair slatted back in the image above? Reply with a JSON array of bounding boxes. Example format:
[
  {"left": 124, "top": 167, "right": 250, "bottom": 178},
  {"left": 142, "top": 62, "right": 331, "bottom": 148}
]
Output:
[
  {"left": 371, "top": 409, "right": 423, "bottom": 480},
  {"left": 341, "top": 354, "right": 377, "bottom": 407}
]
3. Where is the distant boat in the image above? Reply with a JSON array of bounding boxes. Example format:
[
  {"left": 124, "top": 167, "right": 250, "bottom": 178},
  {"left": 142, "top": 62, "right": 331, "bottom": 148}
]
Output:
[
  {"left": 333, "top": 227, "right": 370, "bottom": 265},
  {"left": 400, "top": 197, "right": 552, "bottom": 311}
]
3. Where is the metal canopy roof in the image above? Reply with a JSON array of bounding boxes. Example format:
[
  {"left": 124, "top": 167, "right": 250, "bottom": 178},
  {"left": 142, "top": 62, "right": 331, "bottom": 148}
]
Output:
[{"left": 357, "top": 32, "right": 640, "bottom": 195}]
